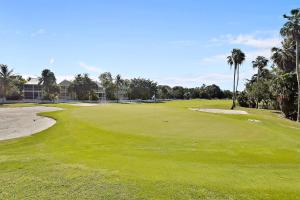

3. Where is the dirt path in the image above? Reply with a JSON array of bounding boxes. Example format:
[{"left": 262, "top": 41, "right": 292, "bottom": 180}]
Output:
[{"left": 0, "top": 106, "right": 62, "bottom": 141}]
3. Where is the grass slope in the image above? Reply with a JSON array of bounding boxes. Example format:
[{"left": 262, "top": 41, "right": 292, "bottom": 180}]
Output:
[{"left": 0, "top": 100, "right": 300, "bottom": 199}]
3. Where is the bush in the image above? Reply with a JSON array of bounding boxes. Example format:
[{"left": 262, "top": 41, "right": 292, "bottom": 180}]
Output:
[{"left": 237, "top": 91, "right": 249, "bottom": 107}]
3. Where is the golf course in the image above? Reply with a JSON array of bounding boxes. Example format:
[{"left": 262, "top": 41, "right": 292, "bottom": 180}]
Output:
[{"left": 1, "top": 100, "right": 300, "bottom": 199}]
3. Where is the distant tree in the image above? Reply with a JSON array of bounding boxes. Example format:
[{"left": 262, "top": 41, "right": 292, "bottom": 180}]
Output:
[
  {"left": 39, "top": 69, "right": 59, "bottom": 101},
  {"left": 172, "top": 86, "right": 185, "bottom": 99},
  {"left": 157, "top": 85, "right": 173, "bottom": 99},
  {"left": 280, "top": 8, "right": 300, "bottom": 122},
  {"left": 198, "top": 84, "right": 209, "bottom": 99},
  {"left": 0, "top": 64, "right": 14, "bottom": 102},
  {"left": 7, "top": 75, "right": 26, "bottom": 100},
  {"left": 252, "top": 56, "right": 269, "bottom": 108},
  {"left": 205, "top": 84, "right": 224, "bottom": 99},
  {"left": 69, "top": 74, "right": 98, "bottom": 100},
  {"left": 128, "top": 78, "right": 157, "bottom": 100},
  {"left": 99, "top": 72, "right": 115, "bottom": 100},
  {"left": 237, "top": 91, "right": 251, "bottom": 107},
  {"left": 223, "top": 90, "right": 233, "bottom": 99}
]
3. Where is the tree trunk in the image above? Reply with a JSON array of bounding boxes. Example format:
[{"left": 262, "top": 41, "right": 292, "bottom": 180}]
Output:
[
  {"left": 235, "top": 65, "right": 240, "bottom": 96},
  {"left": 231, "top": 65, "right": 237, "bottom": 109},
  {"left": 256, "top": 69, "right": 259, "bottom": 109},
  {"left": 296, "top": 40, "right": 300, "bottom": 122}
]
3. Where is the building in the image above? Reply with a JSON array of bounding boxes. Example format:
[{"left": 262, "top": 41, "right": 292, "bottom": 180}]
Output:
[
  {"left": 23, "top": 77, "right": 106, "bottom": 102},
  {"left": 23, "top": 78, "right": 42, "bottom": 100},
  {"left": 58, "top": 80, "right": 72, "bottom": 100}
]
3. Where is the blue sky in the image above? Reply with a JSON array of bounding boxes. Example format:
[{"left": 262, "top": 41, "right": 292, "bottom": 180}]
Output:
[{"left": 0, "top": 0, "right": 299, "bottom": 89}]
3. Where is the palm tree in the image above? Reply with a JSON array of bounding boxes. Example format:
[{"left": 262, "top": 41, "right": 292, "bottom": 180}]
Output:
[
  {"left": 271, "top": 39, "right": 295, "bottom": 73},
  {"left": 227, "top": 49, "right": 246, "bottom": 109},
  {"left": 252, "top": 56, "right": 269, "bottom": 108},
  {"left": 227, "top": 55, "right": 236, "bottom": 109},
  {"left": 280, "top": 8, "right": 300, "bottom": 122},
  {"left": 0, "top": 64, "right": 14, "bottom": 103},
  {"left": 234, "top": 49, "right": 246, "bottom": 96},
  {"left": 39, "top": 69, "right": 58, "bottom": 100}
]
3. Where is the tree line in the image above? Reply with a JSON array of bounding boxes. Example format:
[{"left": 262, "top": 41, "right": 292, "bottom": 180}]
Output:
[
  {"left": 230, "top": 8, "right": 300, "bottom": 122},
  {"left": 0, "top": 67, "right": 232, "bottom": 102}
]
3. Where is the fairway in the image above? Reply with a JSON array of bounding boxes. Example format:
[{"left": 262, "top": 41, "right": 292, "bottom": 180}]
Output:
[{"left": 0, "top": 100, "right": 300, "bottom": 199}]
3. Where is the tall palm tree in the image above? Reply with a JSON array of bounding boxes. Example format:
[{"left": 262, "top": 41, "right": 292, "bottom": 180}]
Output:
[
  {"left": 252, "top": 56, "right": 269, "bottom": 108},
  {"left": 280, "top": 8, "right": 300, "bottom": 122},
  {"left": 0, "top": 64, "right": 14, "bottom": 102},
  {"left": 234, "top": 49, "right": 246, "bottom": 96},
  {"left": 227, "top": 48, "right": 246, "bottom": 109},
  {"left": 227, "top": 55, "right": 236, "bottom": 109}
]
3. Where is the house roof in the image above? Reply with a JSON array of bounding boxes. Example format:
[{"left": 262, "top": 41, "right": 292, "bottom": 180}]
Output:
[
  {"left": 25, "top": 78, "right": 40, "bottom": 85},
  {"left": 59, "top": 80, "right": 72, "bottom": 87}
]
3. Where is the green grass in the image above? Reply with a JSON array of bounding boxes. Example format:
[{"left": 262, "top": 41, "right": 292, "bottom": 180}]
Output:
[{"left": 0, "top": 100, "right": 300, "bottom": 199}]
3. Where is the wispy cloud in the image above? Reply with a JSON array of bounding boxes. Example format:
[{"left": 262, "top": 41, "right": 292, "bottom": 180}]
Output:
[
  {"left": 79, "top": 62, "right": 102, "bottom": 73},
  {"left": 49, "top": 58, "right": 55, "bottom": 65},
  {"left": 211, "top": 33, "right": 281, "bottom": 49},
  {"left": 199, "top": 54, "right": 227, "bottom": 64},
  {"left": 31, "top": 28, "right": 46, "bottom": 37},
  {"left": 201, "top": 31, "right": 281, "bottom": 64}
]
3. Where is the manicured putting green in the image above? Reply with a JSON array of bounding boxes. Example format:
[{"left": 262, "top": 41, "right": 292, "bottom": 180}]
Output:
[{"left": 0, "top": 100, "right": 300, "bottom": 199}]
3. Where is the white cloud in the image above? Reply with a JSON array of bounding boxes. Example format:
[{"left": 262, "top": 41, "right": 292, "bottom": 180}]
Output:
[
  {"left": 49, "top": 58, "right": 55, "bottom": 65},
  {"left": 226, "top": 34, "right": 280, "bottom": 49},
  {"left": 79, "top": 62, "right": 102, "bottom": 73},
  {"left": 245, "top": 49, "right": 272, "bottom": 61},
  {"left": 210, "top": 32, "right": 281, "bottom": 49},
  {"left": 199, "top": 54, "right": 227, "bottom": 64},
  {"left": 31, "top": 28, "right": 46, "bottom": 37},
  {"left": 201, "top": 31, "right": 281, "bottom": 64}
]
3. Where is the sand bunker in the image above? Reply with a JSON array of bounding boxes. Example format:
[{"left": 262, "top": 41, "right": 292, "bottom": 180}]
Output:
[
  {"left": 0, "top": 106, "right": 62, "bottom": 141},
  {"left": 68, "top": 103, "right": 99, "bottom": 107},
  {"left": 190, "top": 108, "right": 248, "bottom": 115}
]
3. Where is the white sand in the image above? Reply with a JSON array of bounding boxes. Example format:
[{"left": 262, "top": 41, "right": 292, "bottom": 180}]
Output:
[
  {"left": 68, "top": 103, "right": 99, "bottom": 107},
  {"left": 190, "top": 108, "right": 248, "bottom": 115},
  {"left": 0, "top": 106, "right": 62, "bottom": 141}
]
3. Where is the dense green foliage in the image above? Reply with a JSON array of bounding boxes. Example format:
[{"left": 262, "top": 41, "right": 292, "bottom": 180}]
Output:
[
  {"left": 69, "top": 74, "right": 99, "bottom": 100},
  {"left": 238, "top": 8, "right": 300, "bottom": 121},
  {"left": 0, "top": 64, "right": 14, "bottom": 101},
  {"left": 99, "top": 72, "right": 232, "bottom": 100},
  {"left": 39, "top": 69, "right": 60, "bottom": 101},
  {"left": 1, "top": 100, "right": 300, "bottom": 199}
]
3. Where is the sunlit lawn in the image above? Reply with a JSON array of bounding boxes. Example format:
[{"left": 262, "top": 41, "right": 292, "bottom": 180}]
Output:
[{"left": 0, "top": 100, "right": 300, "bottom": 199}]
